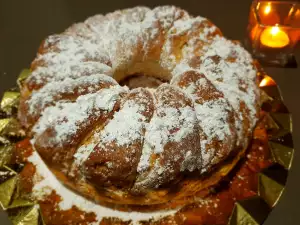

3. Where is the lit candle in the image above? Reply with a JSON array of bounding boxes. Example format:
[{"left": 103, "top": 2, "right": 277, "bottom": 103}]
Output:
[
  {"left": 260, "top": 26, "right": 290, "bottom": 48},
  {"left": 247, "top": 0, "right": 299, "bottom": 66},
  {"left": 259, "top": 76, "right": 276, "bottom": 87}
]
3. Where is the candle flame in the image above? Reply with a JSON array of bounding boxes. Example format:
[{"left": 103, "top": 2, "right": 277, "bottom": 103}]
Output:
[
  {"left": 259, "top": 76, "right": 276, "bottom": 87},
  {"left": 270, "top": 26, "right": 279, "bottom": 35},
  {"left": 260, "top": 26, "right": 290, "bottom": 48},
  {"left": 264, "top": 4, "right": 271, "bottom": 14}
]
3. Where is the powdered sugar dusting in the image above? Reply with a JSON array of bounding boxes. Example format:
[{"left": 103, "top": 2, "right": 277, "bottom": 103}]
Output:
[
  {"left": 194, "top": 99, "right": 231, "bottom": 140},
  {"left": 199, "top": 36, "right": 258, "bottom": 143},
  {"left": 32, "top": 86, "right": 127, "bottom": 147},
  {"left": 138, "top": 102, "right": 197, "bottom": 172},
  {"left": 29, "top": 61, "right": 112, "bottom": 87},
  {"left": 28, "top": 151, "right": 180, "bottom": 225},
  {"left": 21, "top": 5, "right": 260, "bottom": 202},
  {"left": 36, "top": 35, "right": 109, "bottom": 67},
  {"left": 27, "top": 73, "right": 117, "bottom": 114},
  {"left": 74, "top": 88, "right": 152, "bottom": 165},
  {"left": 170, "top": 17, "right": 206, "bottom": 36},
  {"left": 181, "top": 77, "right": 231, "bottom": 141},
  {"left": 170, "top": 34, "right": 258, "bottom": 148},
  {"left": 153, "top": 5, "right": 188, "bottom": 30},
  {"left": 99, "top": 100, "right": 146, "bottom": 147},
  {"left": 171, "top": 72, "right": 236, "bottom": 170},
  {"left": 74, "top": 143, "right": 95, "bottom": 166}
]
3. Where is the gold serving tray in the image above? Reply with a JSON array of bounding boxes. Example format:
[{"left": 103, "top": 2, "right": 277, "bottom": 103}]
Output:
[{"left": 0, "top": 68, "right": 294, "bottom": 225}]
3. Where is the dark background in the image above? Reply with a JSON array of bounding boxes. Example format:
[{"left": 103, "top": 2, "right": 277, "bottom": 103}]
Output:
[{"left": 0, "top": 0, "right": 299, "bottom": 224}]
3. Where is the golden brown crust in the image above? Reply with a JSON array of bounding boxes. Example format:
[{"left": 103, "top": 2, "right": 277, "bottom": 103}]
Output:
[
  {"left": 43, "top": 141, "right": 246, "bottom": 205},
  {"left": 199, "top": 55, "right": 257, "bottom": 148},
  {"left": 17, "top": 6, "right": 260, "bottom": 206},
  {"left": 83, "top": 88, "right": 155, "bottom": 187},
  {"left": 131, "top": 84, "right": 202, "bottom": 194},
  {"left": 33, "top": 102, "right": 120, "bottom": 168},
  {"left": 172, "top": 71, "right": 237, "bottom": 170},
  {"left": 18, "top": 76, "right": 117, "bottom": 129}
]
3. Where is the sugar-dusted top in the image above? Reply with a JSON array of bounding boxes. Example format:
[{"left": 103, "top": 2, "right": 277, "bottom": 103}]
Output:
[{"left": 19, "top": 5, "right": 260, "bottom": 208}]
